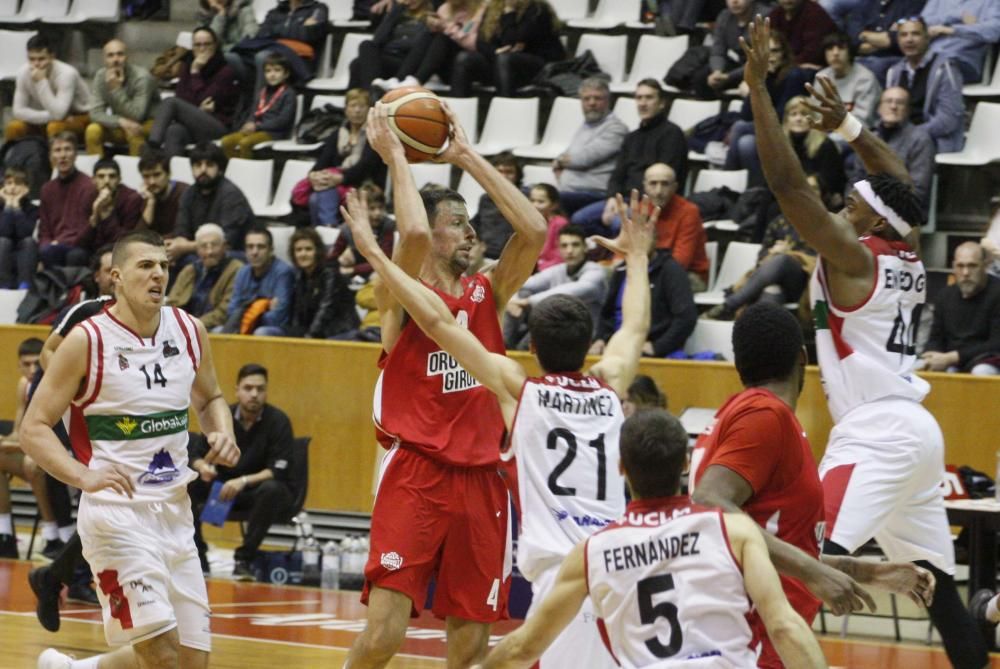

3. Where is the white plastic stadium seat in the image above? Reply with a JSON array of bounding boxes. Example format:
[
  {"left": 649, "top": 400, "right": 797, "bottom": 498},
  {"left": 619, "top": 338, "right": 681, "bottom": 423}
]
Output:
[
  {"left": 440, "top": 96, "right": 479, "bottom": 144},
  {"left": 385, "top": 162, "right": 453, "bottom": 203},
  {"left": 522, "top": 164, "right": 557, "bottom": 188},
  {"left": 612, "top": 35, "right": 690, "bottom": 94},
  {"left": 268, "top": 224, "right": 295, "bottom": 266},
  {"left": 669, "top": 99, "right": 723, "bottom": 133},
  {"left": 0, "top": 30, "right": 35, "bottom": 81},
  {"left": 0, "top": 289, "right": 27, "bottom": 324},
  {"left": 327, "top": 0, "right": 369, "bottom": 28},
  {"left": 512, "top": 96, "right": 584, "bottom": 160},
  {"left": 253, "top": 0, "right": 275, "bottom": 24},
  {"left": 176, "top": 31, "right": 193, "bottom": 50},
  {"left": 692, "top": 169, "right": 748, "bottom": 195},
  {"left": 257, "top": 159, "right": 315, "bottom": 219},
  {"left": 225, "top": 158, "right": 274, "bottom": 216},
  {"left": 457, "top": 171, "right": 485, "bottom": 219},
  {"left": 704, "top": 240, "right": 718, "bottom": 292},
  {"left": 694, "top": 241, "right": 761, "bottom": 306},
  {"left": 272, "top": 94, "right": 344, "bottom": 154},
  {"left": 613, "top": 96, "right": 640, "bottom": 131},
  {"left": 5, "top": 0, "right": 69, "bottom": 23},
  {"left": 0, "top": 0, "right": 20, "bottom": 20},
  {"left": 575, "top": 34, "right": 627, "bottom": 89},
  {"left": 45, "top": 0, "right": 119, "bottom": 23},
  {"left": 73, "top": 154, "right": 99, "bottom": 176},
  {"left": 963, "top": 60, "right": 1000, "bottom": 97},
  {"left": 935, "top": 102, "right": 1000, "bottom": 166},
  {"left": 548, "top": 0, "right": 589, "bottom": 21},
  {"left": 568, "top": 0, "right": 640, "bottom": 30},
  {"left": 683, "top": 320, "right": 735, "bottom": 361},
  {"left": 307, "top": 33, "right": 367, "bottom": 92},
  {"left": 315, "top": 225, "right": 340, "bottom": 249},
  {"left": 169, "top": 156, "right": 194, "bottom": 185},
  {"left": 116, "top": 155, "right": 142, "bottom": 190},
  {"left": 471, "top": 97, "right": 539, "bottom": 156}
]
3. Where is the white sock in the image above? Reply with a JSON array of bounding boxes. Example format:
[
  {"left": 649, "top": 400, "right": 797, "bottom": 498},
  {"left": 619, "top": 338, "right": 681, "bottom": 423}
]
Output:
[
  {"left": 0, "top": 514, "right": 12, "bottom": 535},
  {"left": 70, "top": 657, "right": 100, "bottom": 669},
  {"left": 987, "top": 595, "right": 1000, "bottom": 623},
  {"left": 58, "top": 525, "right": 76, "bottom": 542},
  {"left": 41, "top": 521, "right": 58, "bottom": 541}
]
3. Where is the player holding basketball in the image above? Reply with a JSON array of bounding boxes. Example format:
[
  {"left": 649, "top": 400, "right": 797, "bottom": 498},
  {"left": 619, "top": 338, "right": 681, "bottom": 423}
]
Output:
[
  {"left": 345, "top": 103, "right": 547, "bottom": 668},
  {"left": 342, "top": 183, "right": 654, "bottom": 669},
  {"left": 22, "top": 229, "right": 239, "bottom": 669},
  {"left": 473, "top": 409, "right": 828, "bottom": 669},
  {"left": 744, "top": 19, "right": 988, "bottom": 668}
]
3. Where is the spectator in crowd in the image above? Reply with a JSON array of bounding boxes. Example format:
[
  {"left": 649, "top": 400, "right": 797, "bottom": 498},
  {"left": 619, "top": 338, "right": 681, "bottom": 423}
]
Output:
[
  {"left": 167, "top": 223, "right": 244, "bottom": 330},
  {"left": 190, "top": 363, "right": 295, "bottom": 578},
  {"left": 350, "top": 0, "right": 433, "bottom": 90},
  {"left": 472, "top": 152, "right": 520, "bottom": 260},
  {"left": 223, "top": 226, "right": 296, "bottom": 335},
  {"left": 449, "top": 0, "right": 565, "bottom": 97},
  {"left": 922, "top": 0, "right": 1000, "bottom": 84},
  {"left": 590, "top": 237, "right": 698, "bottom": 359},
  {"left": 815, "top": 32, "right": 882, "bottom": 128},
  {"left": 38, "top": 133, "right": 97, "bottom": 269},
  {"left": 147, "top": 26, "right": 241, "bottom": 158},
  {"left": 85, "top": 39, "right": 160, "bottom": 157},
  {"left": 308, "top": 89, "right": 386, "bottom": 227},
  {"left": 551, "top": 77, "right": 628, "bottom": 216},
  {"left": 0, "top": 168, "right": 39, "bottom": 289},
  {"left": 703, "top": 0, "right": 773, "bottom": 99},
  {"left": 331, "top": 274, "right": 384, "bottom": 342},
  {"left": 921, "top": 242, "right": 1000, "bottom": 375},
  {"left": 172, "top": 142, "right": 255, "bottom": 264},
  {"left": 373, "top": 0, "right": 485, "bottom": 90},
  {"left": 622, "top": 374, "right": 668, "bottom": 417},
  {"left": 502, "top": 224, "right": 607, "bottom": 350},
  {"left": 853, "top": 0, "right": 928, "bottom": 83},
  {"left": 331, "top": 188, "right": 396, "bottom": 279},
  {"left": 5, "top": 34, "right": 90, "bottom": 143},
  {"left": 197, "top": 0, "right": 259, "bottom": 72},
  {"left": 768, "top": 0, "right": 838, "bottom": 68},
  {"left": 530, "top": 184, "right": 568, "bottom": 271},
  {"left": 820, "top": 0, "right": 863, "bottom": 29},
  {"left": 288, "top": 227, "right": 360, "bottom": 338},
  {"left": 846, "top": 87, "right": 936, "bottom": 209},
  {"left": 885, "top": 18, "right": 965, "bottom": 152},
  {"left": 85, "top": 158, "right": 144, "bottom": 250},
  {"left": 220, "top": 52, "right": 296, "bottom": 159},
  {"left": 137, "top": 147, "right": 190, "bottom": 238},
  {"left": 726, "top": 32, "right": 812, "bottom": 184},
  {"left": 639, "top": 163, "right": 709, "bottom": 292},
  {"left": 246, "top": 0, "right": 329, "bottom": 95},
  {"left": 572, "top": 79, "right": 688, "bottom": 236},
  {"left": 782, "top": 96, "right": 846, "bottom": 201}
]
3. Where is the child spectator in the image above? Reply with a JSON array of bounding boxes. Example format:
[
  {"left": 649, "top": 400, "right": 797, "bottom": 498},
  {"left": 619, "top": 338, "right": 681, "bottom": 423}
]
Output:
[
  {"left": 220, "top": 53, "right": 297, "bottom": 159},
  {"left": 530, "top": 183, "right": 569, "bottom": 271},
  {"left": 0, "top": 168, "right": 39, "bottom": 289}
]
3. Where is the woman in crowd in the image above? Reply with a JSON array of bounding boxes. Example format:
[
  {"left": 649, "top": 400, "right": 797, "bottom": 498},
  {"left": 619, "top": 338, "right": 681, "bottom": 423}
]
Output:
[
  {"left": 349, "top": 0, "right": 434, "bottom": 90},
  {"left": 531, "top": 183, "right": 569, "bottom": 271},
  {"left": 196, "top": 0, "right": 258, "bottom": 76},
  {"left": 287, "top": 227, "right": 359, "bottom": 338}
]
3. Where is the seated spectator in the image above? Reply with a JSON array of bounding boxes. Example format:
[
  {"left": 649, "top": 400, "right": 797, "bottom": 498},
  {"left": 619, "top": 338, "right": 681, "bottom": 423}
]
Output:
[
  {"left": 923, "top": 0, "right": 1000, "bottom": 83},
  {"left": 223, "top": 226, "right": 296, "bottom": 335},
  {"left": 815, "top": 32, "right": 882, "bottom": 128},
  {"left": 622, "top": 374, "right": 668, "bottom": 417},
  {"left": 781, "top": 96, "right": 846, "bottom": 202},
  {"left": 590, "top": 243, "right": 698, "bottom": 359},
  {"left": 921, "top": 242, "right": 1000, "bottom": 375},
  {"left": 768, "top": 0, "right": 838, "bottom": 68},
  {"left": 331, "top": 188, "right": 396, "bottom": 278},
  {"left": 331, "top": 273, "right": 383, "bottom": 342},
  {"left": 450, "top": 0, "right": 565, "bottom": 97},
  {"left": 5, "top": 34, "right": 90, "bottom": 143},
  {"left": 351, "top": 0, "right": 433, "bottom": 91},
  {"left": 643, "top": 163, "right": 709, "bottom": 292},
  {"left": 220, "top": 53, "right": 296, "bottom": 159},
  {"left": 172, "top": 142, "right": 255, "bottom": 264},
  {"left": 167, "top": 223, "right": 244, "bottom": 330},
  {"left": 853, "top": 0, "right": 928, "bottom": 83},
  {"left": 820, "top": 0, "right": 864, "bottom": 29},
  {"left": 532, "top": 184, "right": 569, "bottom": 271},
  {"left": 137, "top": 148, "right": 190, "bottom": 238},
  {"left": 38, "top": 133, "right": 97, "bottom": 269},
  {"left": 572, "top": 80, "right": 688, "bottom": 237},
  {"left": 85, "top": 39, "right": 160, "bottom": 157},
  {"left": 240, "top": 0, "right": 329, "bottom": 96},
  {"left": 472, "top": 152, "right": 520, "bottom": 260},
  {"left": 885, "top": 18, "right": 964, "bottom": 152},
  {"left": 702, "top": 0, "right": 772, "bottom": 99},
  {"left": 726, "top": 32, "right": 813, "bottom": 184},
  {"left": 503, "top": 224, "right": 607, "bottom": 350},
  {"left": 373, "top": 0, "right": 485, "bottom": 90},
  {"left": 288, "top": 227, "right": 360, "bottom": 338},
  {"left": 85, "top": 158, "right": 144, "bottom": 250},
  {"left": 0, "top": 168, "right": 39, "bottom": 289},
  {"left": 147, "top": 26, "right": 241, "bottom": 158},
  {"left": 846, "top": 87, "right": 936, "bottom": 209},
  {"left": 307, "top": 89, "right": 386, "bottom": 227},
  {"left": 551, "top": 78, "right": 628, "bottom": 216},
  {"left": 197, "top": 0, "right": 259, "bottom": 74},
  {"left": 190, "top": 363, "right": 295, "bottom": 578}
]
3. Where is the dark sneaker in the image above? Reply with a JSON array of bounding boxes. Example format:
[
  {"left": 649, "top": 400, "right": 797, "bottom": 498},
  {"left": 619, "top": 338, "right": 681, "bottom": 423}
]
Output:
[
  {"left": 232, "top": 560, "right": 255, "bottom": 582},
  {"left": 971, "top": 589, "right": 996, "bottom": 625},
  {"left": 41, "top": 539, "right": 65, "bottom": 561},
  {"left": 0, "top": 533, "right": 17, "bottom": 559},
  {"left": 66, "top": 582, "right": 99, "bottom": 606},
  {"left": 199, "top": 551, "right": 211, "bottom": 577},
  {"left": 29, "top": 566, "right": 62, "bottom": 632}
]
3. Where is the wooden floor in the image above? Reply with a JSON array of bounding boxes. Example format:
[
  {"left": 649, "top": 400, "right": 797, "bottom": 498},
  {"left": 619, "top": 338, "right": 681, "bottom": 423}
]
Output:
[{"left": 1, "top": 558, "right": 998, "bottom": 669}]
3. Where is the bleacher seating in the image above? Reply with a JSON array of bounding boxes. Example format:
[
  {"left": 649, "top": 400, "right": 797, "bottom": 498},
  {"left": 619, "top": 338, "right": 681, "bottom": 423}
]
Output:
[
  {"left": 512, "top": 96, "right": 583, "bottom": 161},
  {"left": 567, "top": 0, "right": 641, "bottom": 31},
  {"left": 614, "top": 35, "right": 689, "bottom": 95},
  {"left": 307, "top": 32, "right": 366, "bottom": 93},
  {"left": 256, "top": 159, "right": 316, "bottom": 220},
  {"left": 4, "top": 0, "right": 69, "bottom": 23},
  {"left": 471, "top": 97, "right": 539, "bottom": 156},
  {"left": 575, "top": 33, "right": 627, "bottom": 89},
  {"left": 0, "top": 289, "right": 26, "bottom": 323},
  {"left": 225, "top": 158, "right": 274, "bottom": 217},
  {"left": 45, "top": 0, "right": 118, "bottom": 23},
  {"left": 694, "top": 242, "right": 761, "bottom": 307},
  {"left": 0, "top": 30, "right": 35, "bottom": 81}
]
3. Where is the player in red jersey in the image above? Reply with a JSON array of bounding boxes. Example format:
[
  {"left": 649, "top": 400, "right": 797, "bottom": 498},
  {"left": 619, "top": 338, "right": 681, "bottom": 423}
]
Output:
[
  {"left": 345, "top": 104, "right": 547, "bottom": 669},
  {"left": 692, "top": 303, "right": 934, "bottom": 668}
]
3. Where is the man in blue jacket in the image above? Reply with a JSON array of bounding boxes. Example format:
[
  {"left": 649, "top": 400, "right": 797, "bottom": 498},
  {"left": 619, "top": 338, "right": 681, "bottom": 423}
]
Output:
[{"left": 223, "top": 226, "right": 295, "bottom": 336}]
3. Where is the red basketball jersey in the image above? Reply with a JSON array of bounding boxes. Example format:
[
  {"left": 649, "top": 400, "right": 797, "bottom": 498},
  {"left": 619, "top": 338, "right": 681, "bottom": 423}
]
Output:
[
  {"left": 691, "top": 388, "right": 823, "bottom": 668},
  {"left": 373, "top": 273, "right": 506, "bottom": 467}
]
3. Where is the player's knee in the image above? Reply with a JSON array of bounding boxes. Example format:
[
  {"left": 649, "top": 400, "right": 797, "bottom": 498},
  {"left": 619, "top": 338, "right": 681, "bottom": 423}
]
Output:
[
  {"left": 134, "top": 630, "right": 181, "bottom": 668},
  {"left": 357, "top": 621, "right": 406, "bottom": 661}
]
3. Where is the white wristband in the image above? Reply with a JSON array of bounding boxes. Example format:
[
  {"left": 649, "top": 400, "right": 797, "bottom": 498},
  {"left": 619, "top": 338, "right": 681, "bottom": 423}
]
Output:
[{"left": 835, "top": 113, "right": 863, "bottom": 143}]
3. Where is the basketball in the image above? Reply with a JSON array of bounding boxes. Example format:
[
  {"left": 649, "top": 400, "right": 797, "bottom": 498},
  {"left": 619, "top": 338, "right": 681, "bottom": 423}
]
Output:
[{"left": 380, "top": 86, "right": 450, "bottom": 163}]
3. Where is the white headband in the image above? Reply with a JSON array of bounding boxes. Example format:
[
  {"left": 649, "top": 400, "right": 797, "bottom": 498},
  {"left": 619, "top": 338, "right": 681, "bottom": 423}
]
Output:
[{"left": 854, "top": 180, "right": 912, "bottom": 237}]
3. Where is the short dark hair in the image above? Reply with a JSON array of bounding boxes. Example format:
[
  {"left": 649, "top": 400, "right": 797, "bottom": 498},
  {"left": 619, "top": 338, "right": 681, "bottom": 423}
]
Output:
[
  {"left": 635, "top": 78, "right": 665, "bottom": 101},
  {"left": 620, "top": 409, "right": 689, "bottom": 499},
  {"left": 50, "top": 131, "right": 77, "bottom": 149},
  {"left": 93, "top": 158, "right": 121, "bottom": 177},
  {"left": 91, "top": 243, "right": 114, "bottom": 272},
  {"left": 112, "top": 230, "right": 165, "bottom": 267},
  {"left": 822, "top": 31, "right": 854, "bottom": 62},
  {"left": 192, "top": 26, "right": 219, "bottom": 46},
  {"left": 289, "top": 226, "right": 324, "bottom": 267},
  {"left": 421, "top": 188, "right": 466, "bottom": 226},
  {"left": 530, "top": 183, "right": 562, "bottom": 215},
  {"left": 867, "top": 171, "right": 925, "bottom": 232},
  {"left": 626, "top": 374, "right": 667, "bottom": 411},
  {"left": 3, "top": 167, "right": 29, "bottom": 184},
  {"left": 237, "top": 363, "right": 268, "bottom": 382},
  {"left": 263, "top": 52, "right": 291, "bottom": 74},
  {"left": 26, "top": 34, "right": 52, "bottom": 53},
  {"left": 527, "top": 294, "right": 593, "bottom": 373},
  {"left": 189, "top": 140, "right": 227, "bottom": 172},
  {"left": 732, "top": 302, "right": 803, "bottom": 386},
  {"left": 138, "top": 147, "right": 170, "bottom": 174},
  {"left": 18, "top": 337, "right": 43, "bottom": 357},
  {"left": 244, "top": 224, "right": 273, "bottom": 248},
  {"left": 490, "top": 152, "right": 522, "bottom": 184},
  {"left": 557, "top": 223, "right": 587, "bottom": 244}
]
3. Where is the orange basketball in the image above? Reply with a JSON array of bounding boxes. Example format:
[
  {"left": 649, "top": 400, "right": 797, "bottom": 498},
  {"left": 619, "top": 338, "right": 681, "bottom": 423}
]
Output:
[{"left": 380, "top": 86, "right": 449, "bottom": 163}]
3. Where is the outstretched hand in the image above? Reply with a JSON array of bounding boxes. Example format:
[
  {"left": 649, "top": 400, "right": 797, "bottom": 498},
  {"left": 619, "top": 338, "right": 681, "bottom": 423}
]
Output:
[
  {"left": 803, "top": 76, "right": 849, "bottom": 133},
  {"left": 366, "top": 103, "right": 407, "bottom": 163},
  {"left": 857, "top": 561, "right": 936, "bottom": 608},
  {"left": 805, "top": 560, "right": 878, "bottom": 615},
  {"left": 739, "top": 17, "right": 771, "bottom": 90},
  {"left": 434, "top": 100, "right": 472, "bottom": 166},
  {"left": 340, "top": 190, "right": 382, "bottom": 261},
  {"left": 590, "top": 189, "right": 658, "bottom": 260}
]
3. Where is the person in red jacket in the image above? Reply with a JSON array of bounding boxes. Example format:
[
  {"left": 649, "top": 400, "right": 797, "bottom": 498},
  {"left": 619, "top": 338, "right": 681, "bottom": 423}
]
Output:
[
  {"left": 644, "top": 163, "right": 708, "bottom": 291},
  {"left": 38, "top": 132, "right": 97, "bottom": 269}
]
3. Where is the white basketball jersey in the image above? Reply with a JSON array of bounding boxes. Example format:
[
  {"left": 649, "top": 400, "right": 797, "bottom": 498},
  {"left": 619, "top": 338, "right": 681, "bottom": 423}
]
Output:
[
  {"left": 586, "top": 498, "right": 756, "bottom": 668},
  {"left": 809, "top": 235, "right": 930, "bottom": 422},
  {"left": 73, "top": 306, "right": 202, "bottom": 504},
  {"left": 508, "top": 373, "right": 625, "bottom": 582}
]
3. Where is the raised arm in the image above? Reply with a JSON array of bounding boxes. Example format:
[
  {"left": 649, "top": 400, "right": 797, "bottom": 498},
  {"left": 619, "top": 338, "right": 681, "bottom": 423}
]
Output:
[
  {"left": 588, "top": 190, "right": 657, "bottom": 397},
  {"left": 341, "top": 190, "right": 525, "bottom": 426},
  {"left": 436, "top": 102, "right": 547, "bottom": 310}
]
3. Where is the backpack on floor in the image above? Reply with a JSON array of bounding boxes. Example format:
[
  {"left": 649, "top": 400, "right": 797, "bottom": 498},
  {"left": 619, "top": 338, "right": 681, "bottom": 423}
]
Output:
[
  {"left": 297, "top": 104, "right": 346, "bottom": 144},
  {"left": 1, "top": 136, "right": 50, "bottom": 200}
]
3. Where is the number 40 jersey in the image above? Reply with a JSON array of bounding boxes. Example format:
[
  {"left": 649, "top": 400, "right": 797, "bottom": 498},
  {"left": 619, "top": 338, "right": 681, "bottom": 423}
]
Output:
[{"left": 506, "top": 372, "right": 625, "bottom": 583}]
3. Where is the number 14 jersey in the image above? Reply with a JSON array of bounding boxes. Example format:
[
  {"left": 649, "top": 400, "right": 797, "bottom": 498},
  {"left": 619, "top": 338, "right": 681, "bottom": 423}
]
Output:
[{"left": 508, "top": 373, "right": 625, "bottom": 582}]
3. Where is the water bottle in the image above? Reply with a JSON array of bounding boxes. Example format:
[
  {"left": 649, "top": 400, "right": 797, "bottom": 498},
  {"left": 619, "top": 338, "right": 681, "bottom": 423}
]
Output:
[
  {"left": 343, "top": 535, "right": 359, "bottom": 575},
  {"left": 321, "top": 540, "right": 341, "bottom": 590},
  {"left": 302, "top": 536, "right": 321, "bottom": 586}
]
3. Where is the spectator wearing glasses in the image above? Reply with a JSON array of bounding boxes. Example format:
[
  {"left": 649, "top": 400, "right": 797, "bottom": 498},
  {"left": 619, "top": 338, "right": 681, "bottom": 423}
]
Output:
[
  {"left": 853, "top": 3, "right": 929, "bottom": 83},
  {"left": 922, "top": 0, "right": 1000, "bottom": 84}
]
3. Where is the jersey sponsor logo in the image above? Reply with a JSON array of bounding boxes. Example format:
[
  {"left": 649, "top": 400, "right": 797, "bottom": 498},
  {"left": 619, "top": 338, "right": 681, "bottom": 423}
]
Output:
[
  {"left": 551, "top": 507, "right": 613, "bottom": 528},
  {"left": 813, "top": 299, "right": 830, "bottom": 331},
  {"left": 883, "top": 267, "right": 925, "bottom": 293},
  {"left": 118, "top": 354, "right": 130, "bottom": 371},
  {"left": 380, "top": 551, "right": 403, "bottom": 571},
  {"left": 113, "top": 345, "right": 136, "bottom": 354},
  {"left": 471, "top": 284, "right": 486, "bottom": 303},
  {"left": 162, "top": 339, "right": 180, "bottom": 358},
  {"left": 601, "top": 531, "right": 701, "bottom": 572},
  {"left": 426, "top": 350, "right": 481, "bottom": 393},
  {"left": 623, "top": 507, "right": 693, "bottom": 527},
  {"left": 87, "top": 409, "right": 189, "bottom": 441},
  {"left": 138, "top": 448, "right": 181, "bottom": 485},
  {"left": 543, "top": 374, "right": 601, "bottom": 390}
]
